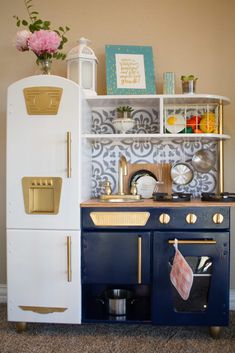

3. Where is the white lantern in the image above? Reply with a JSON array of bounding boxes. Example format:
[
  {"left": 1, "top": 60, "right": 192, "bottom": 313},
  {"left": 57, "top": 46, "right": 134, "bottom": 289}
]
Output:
[{"left": 66, "top": 37, "right": 98, "bottom": 96}]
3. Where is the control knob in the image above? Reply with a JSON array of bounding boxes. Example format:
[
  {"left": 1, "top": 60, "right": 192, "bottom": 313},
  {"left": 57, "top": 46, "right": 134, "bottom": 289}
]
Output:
[
  {"left": 186, "top": 213, "right": 197, "bottom": 224},
  {"left": 159, "top": 213, "right": 170, "bottom": 224}
]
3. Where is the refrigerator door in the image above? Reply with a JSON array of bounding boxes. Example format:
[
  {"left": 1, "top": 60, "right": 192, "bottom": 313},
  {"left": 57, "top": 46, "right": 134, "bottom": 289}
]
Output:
[
  {"left": 7, "top": 229, "right": 81, "bottom": 324},
  {"left": 7, "top": 75, "right": 81, "bottom": 230}
]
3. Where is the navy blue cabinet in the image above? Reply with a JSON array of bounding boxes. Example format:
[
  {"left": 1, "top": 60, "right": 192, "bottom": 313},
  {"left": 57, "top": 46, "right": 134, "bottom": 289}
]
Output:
[
  {"left": 81, "top": 206, "right": 231, "bottom": 330},
  {"left": 82, "top": 231, "right": 151, "bottom": 284}
]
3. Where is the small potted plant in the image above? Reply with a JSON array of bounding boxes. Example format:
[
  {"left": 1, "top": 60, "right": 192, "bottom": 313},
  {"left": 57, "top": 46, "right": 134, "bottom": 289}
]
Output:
[
  {"left": 113, "top": 105, "right": 135, "bottom": 133},
  {"left": 181, "top": 75, "right": 198, "bottom": 94},
  {"left": 116, "top": 105, "right": 134, "bottom": 119}
]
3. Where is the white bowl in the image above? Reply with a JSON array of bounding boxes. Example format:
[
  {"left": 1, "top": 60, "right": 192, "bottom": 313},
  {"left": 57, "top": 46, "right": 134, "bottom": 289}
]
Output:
[{"left": 113, "top": 118, "right": 135, "bottom": 133}]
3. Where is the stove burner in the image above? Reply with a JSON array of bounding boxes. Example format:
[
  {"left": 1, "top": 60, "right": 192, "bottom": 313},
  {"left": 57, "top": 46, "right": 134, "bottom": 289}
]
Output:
[
  {"left": 201, "top": 192, "right": 235, "bottom": 202},
  {"left": 153, "top": 192, "right": 192, "bottom": 202}
]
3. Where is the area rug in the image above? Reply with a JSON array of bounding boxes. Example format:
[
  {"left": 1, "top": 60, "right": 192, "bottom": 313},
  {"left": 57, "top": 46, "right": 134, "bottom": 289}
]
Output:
[{"left": 0, "top": 304, "right": 234, "bottom": 353}]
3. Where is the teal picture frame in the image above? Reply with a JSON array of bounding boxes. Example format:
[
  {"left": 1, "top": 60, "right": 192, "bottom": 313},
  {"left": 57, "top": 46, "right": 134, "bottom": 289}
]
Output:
[{"left": 105, "top": 45, "right": 156, "bottom": 95}]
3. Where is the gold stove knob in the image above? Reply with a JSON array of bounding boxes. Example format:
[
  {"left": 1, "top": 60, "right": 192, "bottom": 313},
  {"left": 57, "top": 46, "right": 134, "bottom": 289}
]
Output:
[
  {"left": 186, "top": 213, "right": 197, "bottom": 224},
  {"left": 213, "top": 213, "right": 224, "bottom": 224},
  {"left": 159, "top": 213, "right": 170, "bottom": 224}
]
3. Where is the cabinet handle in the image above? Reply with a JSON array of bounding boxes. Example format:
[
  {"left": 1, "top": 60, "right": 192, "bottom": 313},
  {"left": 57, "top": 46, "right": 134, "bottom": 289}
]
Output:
[
  {"left": 138, "top": 236, "right": 142, "bottom": 284},
  {"left": 168, "top": 240, "right": 216, "bottom": 245},
  {"left": 67, "top": 131, "right": 71, "bottom": 178},
  {"left": 67, "top": 236, "right": 72, "bottom": 282}
]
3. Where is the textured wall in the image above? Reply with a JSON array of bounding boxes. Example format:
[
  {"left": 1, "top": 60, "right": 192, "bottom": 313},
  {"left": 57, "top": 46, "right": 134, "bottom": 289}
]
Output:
[{"left": 0, "top": 0, "right": 235, "bottom": 287}]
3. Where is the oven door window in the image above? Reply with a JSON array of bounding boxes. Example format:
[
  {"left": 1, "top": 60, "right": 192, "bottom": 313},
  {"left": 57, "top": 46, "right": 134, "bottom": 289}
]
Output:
[{"left": 169, "top": 256, "right": 212, "bottom": 312}]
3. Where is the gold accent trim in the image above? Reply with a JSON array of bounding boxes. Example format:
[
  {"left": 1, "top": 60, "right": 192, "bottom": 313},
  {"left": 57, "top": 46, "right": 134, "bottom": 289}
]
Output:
[
  {"left": 23, "top": 87, "right": 63, "bottom": 115},
  {"left": 213, "top": 213, "right": 224, "bottom": 224},
  {"left": 90, "top": 212, "right": 150, "bottom": 226},
  {"left": 19, "top": 306, "right": 67, "bottom": 314},
  {"left": 22, "top": 177, "right": 62, "bottom": 214},
  {"left": 159, "top": 213, "right": 170, "bottom": 224},
  {"left": 219, "top": 101, "right": 224, "bottom": 193},
  {"left": 138, "top": 236, "right": 142, "bottom": 284},
  {"left": 67, "top": 236, "right": 72, "bottom": 282},
  {"left": 67, "top": 131, "right": 72, "bottom": 178},
  {"left": 168, "top": 240, "right": 217, "bottom": 245},
  {"left": 186, "top": 213, "right": 197, "bottom": 224}
]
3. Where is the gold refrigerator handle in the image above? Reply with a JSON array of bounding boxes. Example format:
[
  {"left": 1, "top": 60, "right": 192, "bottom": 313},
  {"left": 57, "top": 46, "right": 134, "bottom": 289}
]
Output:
[
  {"left": 67, "top": 236, "right": 72, "bottom": 282},
  {"left": 168, "top": 240, "right": 217, "bottom": 245},
  {"left": 138, "top": 236, "right": 142, "bottom": 284},
  {"left": 67, "top": 131, "right": 71, "bottom": 178}
]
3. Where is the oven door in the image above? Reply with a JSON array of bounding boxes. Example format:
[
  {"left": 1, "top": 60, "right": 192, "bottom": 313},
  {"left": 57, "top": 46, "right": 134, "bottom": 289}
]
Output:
[{"left": 152, "top": 231, "right": 230, "bottom": 326}]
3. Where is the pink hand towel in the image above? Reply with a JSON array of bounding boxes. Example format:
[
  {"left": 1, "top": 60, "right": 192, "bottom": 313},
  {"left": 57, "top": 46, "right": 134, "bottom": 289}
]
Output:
[{"left": 170, "top": 240, "right": 194, "bottom": 300}]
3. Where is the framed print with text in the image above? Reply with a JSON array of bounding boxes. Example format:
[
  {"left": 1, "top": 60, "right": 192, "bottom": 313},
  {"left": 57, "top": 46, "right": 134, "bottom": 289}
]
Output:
[{"left": 105, "top": 45, "right": 156, "bottom": 95}]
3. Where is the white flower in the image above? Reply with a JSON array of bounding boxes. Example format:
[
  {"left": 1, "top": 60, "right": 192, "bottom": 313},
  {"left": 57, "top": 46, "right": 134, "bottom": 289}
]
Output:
[{"left": 14, "top": 29, "right": 31, "bottom": 51}]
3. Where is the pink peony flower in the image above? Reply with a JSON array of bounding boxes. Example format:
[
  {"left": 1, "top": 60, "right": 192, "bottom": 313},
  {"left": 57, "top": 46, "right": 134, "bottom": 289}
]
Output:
[
  {"left": 28, "top": 29, "right": 61, "bottom": 56},
  {"left": 15, "top": 29, "right": 31, "bottom": 51}
]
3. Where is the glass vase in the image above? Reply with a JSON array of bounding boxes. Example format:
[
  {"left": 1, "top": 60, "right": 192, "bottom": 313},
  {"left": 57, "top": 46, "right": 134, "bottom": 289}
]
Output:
[{"left": 38, "top": 58, "right": 52, "bottom": 75}]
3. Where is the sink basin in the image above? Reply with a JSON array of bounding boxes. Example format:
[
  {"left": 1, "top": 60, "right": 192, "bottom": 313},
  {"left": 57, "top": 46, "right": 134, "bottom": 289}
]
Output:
[
  {"left": 99, "top": 194, "right": 142, "bottom": 203},
  {"left": 99, "top": 198, "right": 143, "bottom": 203}
]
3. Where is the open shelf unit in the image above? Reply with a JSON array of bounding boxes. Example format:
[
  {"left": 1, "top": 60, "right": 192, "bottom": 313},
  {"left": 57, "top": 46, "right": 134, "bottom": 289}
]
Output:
[
  {"left": 83, "top": 94, "right": 230, "bottom": 141},
  {"left": 79, "top": 93, "right": 230, "bottom": 199}
]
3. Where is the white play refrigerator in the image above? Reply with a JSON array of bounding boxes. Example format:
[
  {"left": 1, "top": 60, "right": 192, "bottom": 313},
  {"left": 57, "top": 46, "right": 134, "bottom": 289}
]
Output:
[{"left": 6, "top": 75, "right": 84, "bottom": 324}]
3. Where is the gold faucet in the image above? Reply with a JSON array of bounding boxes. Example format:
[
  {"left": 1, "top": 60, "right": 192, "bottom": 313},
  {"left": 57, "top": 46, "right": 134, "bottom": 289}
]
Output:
[
  {"left": 98, "top": 154, "right": 141, "bottom": 202},
  {"left": 118, "top": 155, "right": 128, "bottom": 195}
]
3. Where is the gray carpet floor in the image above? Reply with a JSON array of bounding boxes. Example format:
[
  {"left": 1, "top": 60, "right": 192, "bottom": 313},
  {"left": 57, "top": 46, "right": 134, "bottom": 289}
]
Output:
[{"left": 0, "top": 304, "right": 234, "bottom": 353}]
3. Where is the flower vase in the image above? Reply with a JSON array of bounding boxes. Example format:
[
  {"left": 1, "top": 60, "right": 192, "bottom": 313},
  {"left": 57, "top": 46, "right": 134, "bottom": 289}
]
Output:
[{"left": 38, "top": 58, "right": 52, "bottom": 75}]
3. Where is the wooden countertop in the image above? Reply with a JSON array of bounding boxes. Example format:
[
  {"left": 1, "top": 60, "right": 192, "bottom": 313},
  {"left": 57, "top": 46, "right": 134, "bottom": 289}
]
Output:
[{"left": 80, "top": 199, "right": 234, "bottom": 208}]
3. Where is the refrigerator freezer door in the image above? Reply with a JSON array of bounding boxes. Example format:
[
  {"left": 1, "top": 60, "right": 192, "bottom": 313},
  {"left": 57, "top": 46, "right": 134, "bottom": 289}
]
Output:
[
  {"left": 7, "top": 229, "right": 81, "bottom": 324},
  {"left": 7, "top": 75, "right": 81, "bottom": 230}
]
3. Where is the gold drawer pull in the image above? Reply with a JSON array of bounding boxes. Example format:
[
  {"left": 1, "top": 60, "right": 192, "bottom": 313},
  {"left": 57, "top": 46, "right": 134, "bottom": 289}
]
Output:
[
  {"left": 186, "top": 213, "right": 197, "bottom": 224},
  {"left": 159, "top": 213, "right": 170, "bottom": 224},
  {"left": 168, "top": 240, "right": 217, "bottom": 245},
  {"left": 138, "top": 236, "right": 142, "bottom": 284},
  {"left": 213, "top": 213, "right": 224, "bottom": 224},
  {"left": 67, "top": 131, "right": 71, "bottom": 178},
  {"left": 67, "top": 236, "right": 72, "bottom": 282},
  {"left": 19, "top": 305, "right": 67, "bottom": 314}
]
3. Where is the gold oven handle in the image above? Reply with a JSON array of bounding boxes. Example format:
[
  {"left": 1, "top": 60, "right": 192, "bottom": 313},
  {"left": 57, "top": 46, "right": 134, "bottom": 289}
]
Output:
[
  {"left": 138, "top": 236, "right": 142, "bottom": 284},
  {"left": 168, "top": 240, "right": 217, "bottom": 245},
  {"left": 67, "top": 131, "right": 71, "bottom": 178},
  {"left": 67, "top": 236, "right": 72, "bottom": 282}
]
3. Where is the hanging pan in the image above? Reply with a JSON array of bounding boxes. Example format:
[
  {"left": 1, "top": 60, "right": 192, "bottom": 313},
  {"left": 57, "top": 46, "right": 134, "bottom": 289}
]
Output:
[
  {"left": 191, "top": 149, "right": 215, "bottom": 173},
  {"left": 170, "top": 161, "right": 194, "bottom": 186}
]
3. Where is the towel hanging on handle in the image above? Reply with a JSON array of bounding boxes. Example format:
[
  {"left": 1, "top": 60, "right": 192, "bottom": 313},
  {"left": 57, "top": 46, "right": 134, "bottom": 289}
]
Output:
[{"left": 170, "top": 238, "right": 194, "bottom": 300}]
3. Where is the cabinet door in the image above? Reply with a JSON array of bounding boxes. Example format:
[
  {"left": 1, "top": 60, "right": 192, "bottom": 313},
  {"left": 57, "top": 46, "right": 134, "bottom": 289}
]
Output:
[
  {"left": 7, "top": 230, "right": 81, "bottom": 324},
  {"left": 7, "top": 75, "right": 81, "bottom": 230},
  {"left": 152, "top": 231, "right": 230, "bottom": 326},
  {"left": 82, "top": 231, "right": 151, "bottom": 284}
]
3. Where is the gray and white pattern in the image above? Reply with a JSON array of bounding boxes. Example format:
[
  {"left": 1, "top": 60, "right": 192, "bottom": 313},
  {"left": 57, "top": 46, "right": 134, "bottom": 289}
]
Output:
[
  {"left": 91, "top": 108, "right": 159, "bottom": 134},
  {"left": 90, "top": 109, "right": 218, "bottom": 198}
]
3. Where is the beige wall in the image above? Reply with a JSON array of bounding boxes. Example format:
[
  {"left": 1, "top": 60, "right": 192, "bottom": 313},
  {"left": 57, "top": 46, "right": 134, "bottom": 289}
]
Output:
[{"left": 1, "top": 0, "right": 235, "bottom": 287}]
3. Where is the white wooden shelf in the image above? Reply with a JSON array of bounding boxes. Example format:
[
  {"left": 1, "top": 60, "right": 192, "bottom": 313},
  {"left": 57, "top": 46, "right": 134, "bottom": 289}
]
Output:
[
  {"left": 82, "top": 133, "right": 231, "bottom": 142},
  {"left": 86, "top": 94, "right": 230, "bottom": 108}
]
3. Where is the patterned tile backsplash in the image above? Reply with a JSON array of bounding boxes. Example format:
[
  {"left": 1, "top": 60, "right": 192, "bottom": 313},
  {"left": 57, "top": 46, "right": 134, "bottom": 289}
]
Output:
[{"left": 90, "top": 108, "right": 218, "bottom": 198}]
